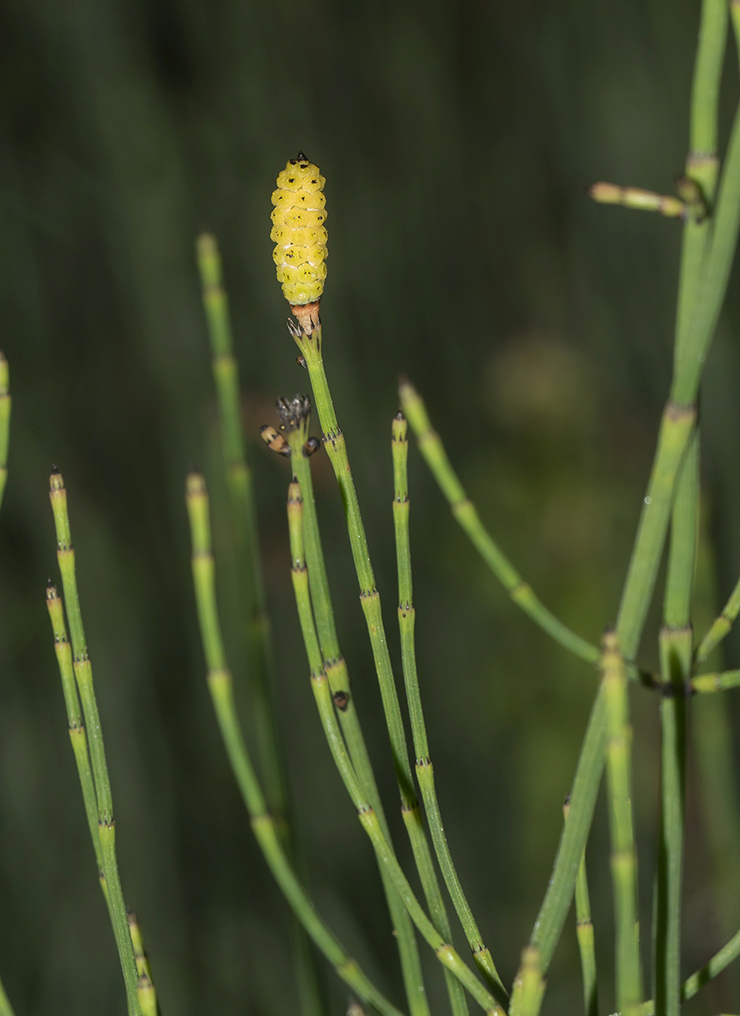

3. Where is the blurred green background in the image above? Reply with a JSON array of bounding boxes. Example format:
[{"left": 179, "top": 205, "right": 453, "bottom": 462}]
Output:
[{"left": 2, "top": 0, "right": 740, "bottom": 1013}]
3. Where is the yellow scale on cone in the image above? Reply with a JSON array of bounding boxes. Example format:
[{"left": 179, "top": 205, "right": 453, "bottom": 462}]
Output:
[{"left": 271, "top": 153, "right": 327, "bottom": 306}]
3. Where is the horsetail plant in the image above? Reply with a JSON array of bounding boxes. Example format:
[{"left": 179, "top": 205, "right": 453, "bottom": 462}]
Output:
[
  {"left": 272, "top": 395, "right": 431, "bottom": 1016},
  {"left": 196, "top": 233, "right": 324, "bottom": 1016},
  {"left": 563, "top": 796, "right": 597, "bottom": 1016},
  {"left": 185, "top": 470, "right": 406, "bottom": 1016},
  {"left": 48, "top": 470, "right": 145, "bottom": 1016}
]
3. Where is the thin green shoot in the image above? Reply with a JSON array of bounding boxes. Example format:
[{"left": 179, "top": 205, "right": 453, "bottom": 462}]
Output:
[
  {"left": 695, "top": 572, "right": 740, "bottom": 667},
  {"left": 390, "top": 408, "right": 506, "bottom": 1001},
  {"left": 128, "top": 912, "right": 158, "bottom": 1016},
  {"left": 285, "top": 475, "right": 503, "bottom": 1016},
  {"left": 48, "top": 470, "right": 143, "bottom": 1016},
  {"left": 563, "top": 797, "right": 598, "bottom": 1016},
  {"left": 602, "top": 631, "right": 642, "bottom": 1016},
  {"left": 277, "top": 396, "right": 430, "bottom": 1016},
  {"left": 397, "top": 379, "right": 598, "bottom": 665},
  {"left": 185, "top": 471, "right": 407, "bottom": 1016}
]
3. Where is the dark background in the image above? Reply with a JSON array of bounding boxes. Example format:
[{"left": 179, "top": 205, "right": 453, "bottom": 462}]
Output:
[{"left": 2, "top": 0, "right": 740, "bottom": 1013}]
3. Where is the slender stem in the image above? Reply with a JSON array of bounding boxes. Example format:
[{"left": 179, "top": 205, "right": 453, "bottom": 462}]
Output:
[
  {"left": 654, "top": 431, "right": 698, "bottom": 1016},
  {"left": 691, "top": 669, "right": 740, "bottom": 693},
  {"left": 391, "top": 410, "right": 506, "bottom": 1000},
  {"left": 0, "top": 977, "right": 15, "bottom": 1016},
  {"left": 185, "top": 472, "right": 406, "bottom": 1016},
  {"left": 397, "top": 380, "right": 598, "bottom": 665},
  {"left": 636, "top": 925, "right": 740, "bottom": 1014},
  {"left": 0, "top": 353, "right": 9, "bottom": 512},
  {"left": 563, "top": 799, "right": 598, "bottom": 1016},
  {"left": 196, "top": 239, "right": 323, "bottom": 1016},
  {"left": 509, "top": 947, "right": 545, "bottom": 1016},
  {"left": 45, "top": 584, "right": 104, "bottom": 878},
  {"left": 603, "top": 632, "right": 642, "bottom": 1016},
  {"left": 297, "top": 335, "right": 417, "bottom": 805},
  {"left": 285, "top": 476, "right": 502, "bottom": 1016},
  {"left": 694, "top": 573, "right": 740, "bottom": 667},
  {"left": 128, "top": 912, "right": 158, "bottom": 1016},
  {"left": 284, "top": 414, "right": 431, "bottom": 1016},
  {"left": 48, "top": 471, "right": 143, "bottom": 1016}
]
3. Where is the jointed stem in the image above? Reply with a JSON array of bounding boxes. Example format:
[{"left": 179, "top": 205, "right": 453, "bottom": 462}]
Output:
[
  {"left": 286, "top": 476, "right": 499, "bottom": 1015},
  {"left": 695, "top": 572, "right": 740, "bottom": 667},
  {"left": 186, "top": 472, "right": 406, "bottom": 1016},
  {"left": 398, "top": 380, "right": 598, "bottom": 665},
  {"left": 390, "top": 410, "right": 506, "bottom": 1001},
  {"left": 654, "top": 432, "right": 698, "bottom": 1016},
  {"left": 283, "top": 411, "right": 431, "bottom": 1016},
  {"left": 48, "top": 471, "right": 143, "bottom": 1016},
  {"left": 603, "top": 632, "right": 642, "bottom": 1016},
  {"left": 563, "top": 798, "right": 598, "bottom": 1016}
]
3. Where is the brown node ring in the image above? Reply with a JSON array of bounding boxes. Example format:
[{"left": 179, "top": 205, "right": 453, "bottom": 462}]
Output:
[{"left": 290, "top": 300, "right": 321, "bottom": 333}]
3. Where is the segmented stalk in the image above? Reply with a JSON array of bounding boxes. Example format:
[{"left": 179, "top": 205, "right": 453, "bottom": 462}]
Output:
[
  {"left": 654, "top": 431, "right": 697, "bottom": 1016},
  {"left": 397, "top": 380, "right": 598, "bottom": 665},
  {"left": 279, "top": 397, "right": 431, "bottom": 1016},
  {"left": 45, "top": 584, "right": 105, "bottom": 882},
  {"left": 695, "top": 573, "right": 740, "bottom": 666},
  {"left": 0, "top": 353, "right": 8, "bottom": 512},
  {"left": 196, "top": 238, "right": 323, "bottom": 1016},
  {"left": 636, "top": 925, "right": 740, "bottom": 1014},
  {"left": 588, "top": 183, "right": 687, "bottom": 218},
  {"left": 603, "top": 631, "right": 642, "bottom": 1016},
  {"left": 285, "top": 477, "right": 502, "bottom": 1016},
  {"left": 391, "top": 410, "right": 505, "bottom": 1000},
  {"left": 563, "top": 798, "right": 597, "bottom": 1016},
  {"left": 195, "top": 234, "right": 286, "bottom": 818},
  {"left": 48, "top": 470, "right": 143, "bottom": 1016},
  {"left": 185, "top": 472, "right": 405, "bottom": 1016},
  {"left": 128, "top": 912, "right": 158, "bottom": 1016}
]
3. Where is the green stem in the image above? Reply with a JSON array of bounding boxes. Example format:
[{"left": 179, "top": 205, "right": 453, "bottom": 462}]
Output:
[
  {"left": 48, "top": 471, "right": 143, "bottom": 1016},
  {"left": 196, "top": 234, "right": 286, "bottom": 819},
  {"left": 391, "top": 410, "right": 506, "bottom": 1001},
  {"left": 45, "top": 584, "right": 105, "bottom": 879},
  {"left": 603, "top": 632, "right": 642, "bottom": 1016},
  {"left": 185, "top": 472, "right": 406, "bottom": 1016},
  {"left": 283, "top": 407, "right": 431, "bottom": 1016},
  {"left": 0, "top": 353, "right": 9, "bottom": 513},
  {"left": 563, "top": 799, "right": 598, "bottom": 1016},
  {"left": 694, "top": 572, "right": 740, "bottom": 667},
  {"left": 128, "top": 912, "right": 158, "bottom": 1016},
  {"left": 691, "top": 669, "right": 740, "bottom": 692},
  {"left": 654, "top": 431, "right": 698, "bottom": 1016},
  {"left": 397, "top": 380, "right": 598, "bottom": 665},
  {"left": 196, "top": 239, "right": 323, "bottom": 1016},
  {"left": 285, "top": 476, "right": 501, "bottom": 1016},
  {"left": 636, "top": 925, "right": 740, "bottom": 1014}
]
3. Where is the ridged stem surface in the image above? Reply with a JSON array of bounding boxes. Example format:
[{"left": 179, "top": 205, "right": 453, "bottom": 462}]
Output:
[
  {"left": 185, "top": 472, "right": 405, "bottom": 1016},
  {"left": 563, "top": 799, "right": 598, "bottom": 1016},
  {"left": 196, "top": 237, "right": 322, "bottom": 1016},
  {"left": 390, "top": 411, "right": 505, "bottom": 1002},
  {"left": 286, "top": 477, "right": 485, "bottom": 1016},
  {"left": 49, "top": 471, "right": 142, "bottom": 1016}
]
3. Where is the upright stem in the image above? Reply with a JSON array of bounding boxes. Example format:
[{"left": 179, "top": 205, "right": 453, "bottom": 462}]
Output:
[
  {"left": 286, "top": 476, "right": 494, "bottom": 1016},
  {"left": 48, "top": 471, "right": 143, "bottom": 1016},
  {"left": 196, "top": 237, "right": 323, "bottom": 1016},
  {"left": 390, "top": 410, "right": 506, "bottom": 1000},
  {"left": 0, "top": 978, "right": 15, "bottom": 1016},
  {"left": 603, "top": 632, "right": 642, "bottom": 1016},
  {"left": 654, "top": 433, "right": 698, "bottom": 1016},
  {"left": 0, "top": 353, "right": 9, "bottom": 512},
  {"left": 185, "top": 472, "right": 406, "bottom": 1016},
  {"left": 196, "top": 234, "right": 287, "bottom": 823},
  {"left": 285, "top": 423, "right": 431, "bottom": 1016},
  {"left": 563, "top": 798, "right": 598, "bottom": 1016}
]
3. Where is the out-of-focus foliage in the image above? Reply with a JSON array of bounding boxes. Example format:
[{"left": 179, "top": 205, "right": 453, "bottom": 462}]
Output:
[{"left": 0, "top": 0, "right": 739, "bottom": 1013}]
